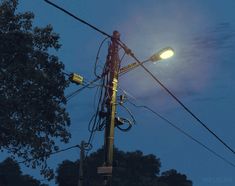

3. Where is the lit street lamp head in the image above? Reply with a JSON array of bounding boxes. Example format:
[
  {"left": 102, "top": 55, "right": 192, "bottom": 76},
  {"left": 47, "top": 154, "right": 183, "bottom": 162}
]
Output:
[
  {"left": 149, "top": 47, "right": 174, "bottom": 62},
  {"left": 119, "top": 47, "right": 174, "bottom": 75}
]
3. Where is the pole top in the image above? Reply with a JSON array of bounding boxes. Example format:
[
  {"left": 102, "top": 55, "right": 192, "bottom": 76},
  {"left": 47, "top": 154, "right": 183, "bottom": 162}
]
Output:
[{"left": 112, "top": 30, "right": 120, "bottom": 40}]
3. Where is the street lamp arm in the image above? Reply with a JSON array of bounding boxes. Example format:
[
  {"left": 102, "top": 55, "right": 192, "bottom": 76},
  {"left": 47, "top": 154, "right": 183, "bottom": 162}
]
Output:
[
  {"left": 119, "top": 47, "right": 174, "bottom": 76},
  {"left": 119, "top": 59, "right": 149, "bottom": 75}
]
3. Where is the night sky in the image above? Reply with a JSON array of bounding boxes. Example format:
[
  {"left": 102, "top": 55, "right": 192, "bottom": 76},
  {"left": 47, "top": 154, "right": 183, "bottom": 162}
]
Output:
[{"left": 2, "top": 0, "right": 235, "bottom": 185}]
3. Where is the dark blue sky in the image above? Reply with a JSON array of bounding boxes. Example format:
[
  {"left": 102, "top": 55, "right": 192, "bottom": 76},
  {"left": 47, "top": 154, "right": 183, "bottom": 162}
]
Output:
[{"left": 3, "top": 0, "right": 235, "bottom": 185}]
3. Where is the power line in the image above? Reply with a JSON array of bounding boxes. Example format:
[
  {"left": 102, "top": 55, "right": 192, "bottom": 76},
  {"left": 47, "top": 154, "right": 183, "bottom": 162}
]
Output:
[
  {"left": 127, "top": 99, "right": 235, "bottom": 168},
  {"left": 128, "top": 54, "right": 235, "bottom": 155},
  {"left": 94, "top": 37, "right": 109, "bottom": 78},
  {"left": 66, "top": 77, "right": 101, "bottom": 101},
  {"left": 44, "top": 0, "right": 235, "bottom": 156},
  {"left": 18, "top": 144, "right": 80, "bottom": 164},
  {"left": 44, "top": 0, "right": 112, "bottom": 38},
  {"left": 67, "top": 61, "right": 233, "bottom": 157}
]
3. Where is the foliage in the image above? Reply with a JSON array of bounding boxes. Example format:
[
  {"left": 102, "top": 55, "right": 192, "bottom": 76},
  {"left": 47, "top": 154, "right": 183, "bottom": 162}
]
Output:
[
  {"left": 158, "top": 169, "right": 193, "bottom": 186},
  {"left": 56, "top": 160, "right": 79, "bottom": 186},
  {"left": 56, "top": 148, "right": 192, "bottom": 186},
  {"left": 0, "top": 158, "right": 48, "bottom": 186},
  {"left": 0, "top": 0, "right": 70, "bottom": 179}
]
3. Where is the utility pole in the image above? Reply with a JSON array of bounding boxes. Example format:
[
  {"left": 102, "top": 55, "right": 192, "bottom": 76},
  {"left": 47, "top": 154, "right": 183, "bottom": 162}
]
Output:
[
  {"left": 104, "top": 30, "right": 120, "bottom": 168},
  {"left": 98, "top": 31, "right": 121, "bottom": 186},
  {"left": 78, "top": 141, "right": 85, "bottom": 186}
]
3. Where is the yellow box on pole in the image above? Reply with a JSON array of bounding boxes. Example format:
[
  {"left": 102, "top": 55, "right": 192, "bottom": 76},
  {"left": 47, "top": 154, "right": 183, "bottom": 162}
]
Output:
[{"left": 69, "top": 73, "right": 84, "bottom": 85}]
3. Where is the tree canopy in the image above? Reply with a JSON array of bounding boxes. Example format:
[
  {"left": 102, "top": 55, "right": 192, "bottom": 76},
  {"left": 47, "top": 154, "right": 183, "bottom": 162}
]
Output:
[
  {"left": 0, "top": 158, "right": 48, "bottom": 186},
  {"left": 0, "top": 0, "right": 70, "bottom": 179},
  {"left": 56, "top": 148, "right": 192, "bottom": 186}
]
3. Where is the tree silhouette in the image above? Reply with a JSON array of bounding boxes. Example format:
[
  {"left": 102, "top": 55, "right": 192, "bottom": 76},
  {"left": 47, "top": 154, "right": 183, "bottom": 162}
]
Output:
[
  {"left": 158, "top": 169, "right": 192, "bottom": 186},
  {"left": 56, "top": 160, "right": 79, "bottom": 186},
  {"left": 0, "top": 158, "right": 48, "bottom": 186},
  {"left": 56, "top": 148, "right": 192, "bottom": 186},
  {"left": 0, "top": 0, "right": 70, "bottom": 179}
]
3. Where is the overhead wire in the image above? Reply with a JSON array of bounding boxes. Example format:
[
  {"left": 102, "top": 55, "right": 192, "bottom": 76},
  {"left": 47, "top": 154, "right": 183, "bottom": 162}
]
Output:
[
  {"left": 85, "top": 47, "right": 129, "bottom": 152},
  {"left": 64, "top": 40, "right": 113, "bottom": 154},
  {"left": 66, "top": 77, "right": 101, "bottom": 101},
  {"left": 126, "top": 98, "right": 235, "bottom": 168},
  {"left": 85, "top": 43, "right": 112, "bottom": 152},
  {"left": 18, "top": 144, "right": 81, "bottom": 164},
  {"left": 13, "top": 0, "right": 125, "bottom": 167},
  {"left": 62, "top": 71, "right": 70, "bottom": 77},
  {"left": 118, "top": 103, "right": 136, "bottom": 125},
  {"left": 84, "top": 43, "right": 129, "bottom": 153},
  {"left": 44, "top": 0, "right": 112, "bottom": 38},
  {"left": 66, "top": 36, "right": 111, "bottom": 102},
  {"left": 126, "top": 54, "right": 235, "bottom": 155},
  {"left": 115, "top": 93, "right": 136, "bottom": 132},
  {"left": 65, "top": 41, "right": 235, "bottom": 157},
  {"left": 94, "top": 37, "right": 109, "bottom": 78},
  {"left": 44, "top": 0, "right": 235, "bottom": 160}
]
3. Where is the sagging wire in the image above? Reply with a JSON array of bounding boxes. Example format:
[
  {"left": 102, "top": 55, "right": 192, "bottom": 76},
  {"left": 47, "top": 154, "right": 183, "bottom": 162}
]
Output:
[
  {"left": 121, "top": 91, "right": 235, "bottom": 169},
  {"left": 125, "top": 50, "right": 235, "bottom": 155},
  {"left": 18, "top": 144, "right": 81, "bottom": 164},
  {"left": 94, "top": 37, "right": 109, "bottom": 78},
  {"left": 65, "top": 27, "right": 126, "bottom": 103},
  {"left": 85, "top": 43, "right": 112, "bottom": 153},
  {"left": 84, "top": 43, "right": 130, "bottom": 152},
  {"left": 115, "top": 117, "right": 132, "bottom": 132},
  {"left": 17, "top": 141, "right": 93, "bottom": 165},
  {"left": 66, "top": 40, "right": 114, "bottom": 100},
  {"left": 117, "top": 38, "right": 235, "bottom": 155},
  {"left": 44, "top": 0, "right": 235, "bottom": 169},
  {"left": 114, "top": 94, "right": 136, "bottom": 132},
  {"left": 44, "top": 0, "right": 112, "bottom": 38},
  {"left": 66, "top": 77, "right": 101, "bottom": 101}
]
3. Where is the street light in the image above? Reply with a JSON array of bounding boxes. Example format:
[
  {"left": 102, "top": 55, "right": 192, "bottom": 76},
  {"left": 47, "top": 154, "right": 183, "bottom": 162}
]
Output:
[
  {"left": 149, "top": 47, "right": 174, "bottom": 62},
  {"left": 119, "top": 47, "right": 174, "bottom": 75}
]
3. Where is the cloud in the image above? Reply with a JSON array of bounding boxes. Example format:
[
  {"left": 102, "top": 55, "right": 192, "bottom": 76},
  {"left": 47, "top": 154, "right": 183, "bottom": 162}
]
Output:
[{"left": 190, "top": 22, "right": 235, "bottom": 52}]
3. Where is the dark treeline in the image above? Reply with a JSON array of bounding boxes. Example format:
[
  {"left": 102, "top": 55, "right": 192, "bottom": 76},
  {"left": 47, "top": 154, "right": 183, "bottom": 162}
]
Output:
[{"left": 0, "top": 147, "right": 192, "bottom": 186}]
